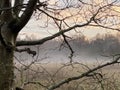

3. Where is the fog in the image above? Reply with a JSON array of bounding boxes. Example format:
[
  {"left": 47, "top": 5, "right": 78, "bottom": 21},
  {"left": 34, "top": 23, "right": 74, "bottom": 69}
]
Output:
[{"left": 15, "top": 34, "right": 119, "bottom": 65}]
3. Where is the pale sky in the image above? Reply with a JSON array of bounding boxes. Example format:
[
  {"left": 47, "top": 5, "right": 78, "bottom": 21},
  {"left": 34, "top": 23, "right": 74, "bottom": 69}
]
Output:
[
  {"left": 19, "top": 0, "right": 120, "bottom": 39},
  {"left": 19, "top": 19, "right": 118, "bottom": 40}
]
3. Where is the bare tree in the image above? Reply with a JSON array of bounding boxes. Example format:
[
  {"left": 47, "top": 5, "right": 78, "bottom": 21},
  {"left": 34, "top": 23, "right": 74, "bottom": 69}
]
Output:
[{"left": 0, "top": 0, "right": 120, "bottom": 90}]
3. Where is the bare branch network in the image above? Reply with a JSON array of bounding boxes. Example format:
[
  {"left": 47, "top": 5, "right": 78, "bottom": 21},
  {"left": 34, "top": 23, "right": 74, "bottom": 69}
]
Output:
[
  {"left": 18, "top": 55, "right": 120, "bottom": 90},
  {"left": 16, "top": 0, "right": 120, "bottom": 46},
  {"left": 0, "top": 0, "right": 120, "bottom": 90}
]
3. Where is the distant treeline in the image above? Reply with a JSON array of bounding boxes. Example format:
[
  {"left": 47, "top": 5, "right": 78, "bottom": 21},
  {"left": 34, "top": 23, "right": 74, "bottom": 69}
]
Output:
[
  {"left": 17, "top": 33, "right": 120, "bottom": 57},
  {"left": 71, "top": 33, "right": 120, "bottom": 55}
]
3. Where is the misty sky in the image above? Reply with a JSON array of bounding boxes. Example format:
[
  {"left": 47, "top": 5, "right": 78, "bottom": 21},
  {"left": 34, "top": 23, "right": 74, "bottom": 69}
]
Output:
[
  {"left": 19, "top": 0, "right": 120, "bottom": 39},
  {"left": 20, "top": 19, "right": 118, "bottom": 39}
]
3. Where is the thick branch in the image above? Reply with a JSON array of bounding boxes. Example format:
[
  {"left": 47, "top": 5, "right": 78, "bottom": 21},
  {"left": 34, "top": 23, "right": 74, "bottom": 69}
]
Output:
[
  {"left": 89, "top": 24, "right": 120, "bottom": 32},
  {"left": 62, "top": 34, "right": 74, "bottom": 63},
  {"left": 16, "top": 21, "right": 91, "bottom": 46},
  {"left": 15, "top": 48, "right": 36, "bottom": 57},
  {"left": 0, "top": 0, "right": 13, "bottom": 22},
  {"left": 15, "top": 0, "right": 37, "bottom": 31},
  {"left": 22, "top": 81, "right": 48, "bottom": 89},
  {"left": 0, "top": 0, "right": 3, "bottom": 14},
  {"left": 48, "top": 56, "right": 120, "bottom": 90},
  {"left": 16, "top": 2, "right": 113, "bottom": 46},
  {"left": 13, "top": 0, "right": 24, "bottom": 16}
]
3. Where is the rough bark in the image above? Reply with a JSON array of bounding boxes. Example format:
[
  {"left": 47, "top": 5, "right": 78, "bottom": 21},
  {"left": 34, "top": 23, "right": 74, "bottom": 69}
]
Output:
[
  {"left": 0, "top": 0, "right": 15, "bottom": 90},
  {"left": 0, "top": 0, "right": 37, "bottom": 90},
  {"left": 0, "top": 45, "right": 14, "bottom": 90}
]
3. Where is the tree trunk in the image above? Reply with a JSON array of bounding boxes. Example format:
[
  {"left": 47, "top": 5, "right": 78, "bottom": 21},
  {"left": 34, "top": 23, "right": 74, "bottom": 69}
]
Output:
[
  {"left": 0, "top": 0, "right": 37, "bottom": 89},
  {"left": 0, "top": 44, "right": 14, "bottom": 90}
]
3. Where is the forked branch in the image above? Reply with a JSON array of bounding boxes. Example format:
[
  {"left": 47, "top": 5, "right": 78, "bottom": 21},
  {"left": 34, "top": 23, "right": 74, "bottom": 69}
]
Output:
[{"left": 48, "top": 56, "right": 120, "bottom": 90}]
